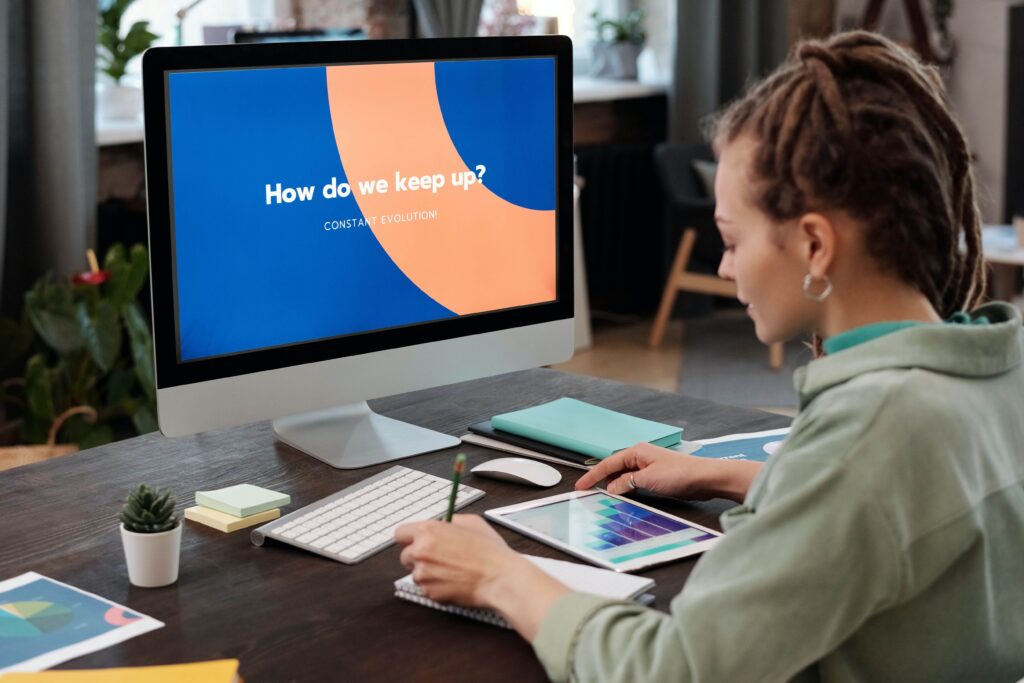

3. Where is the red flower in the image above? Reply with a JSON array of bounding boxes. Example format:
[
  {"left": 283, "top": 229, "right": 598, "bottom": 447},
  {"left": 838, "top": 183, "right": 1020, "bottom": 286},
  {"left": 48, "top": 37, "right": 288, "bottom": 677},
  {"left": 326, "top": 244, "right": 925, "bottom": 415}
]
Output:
[{"left": 72, "top": 270, "right": 110, "bottom": 286}]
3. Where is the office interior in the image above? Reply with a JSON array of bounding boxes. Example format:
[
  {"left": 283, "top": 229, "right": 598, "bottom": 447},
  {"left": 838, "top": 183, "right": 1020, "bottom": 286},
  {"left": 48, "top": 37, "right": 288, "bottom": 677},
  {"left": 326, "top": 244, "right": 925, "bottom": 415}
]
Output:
[{"left": 0, "top": 0, "right": 1022, "bottom": 680}]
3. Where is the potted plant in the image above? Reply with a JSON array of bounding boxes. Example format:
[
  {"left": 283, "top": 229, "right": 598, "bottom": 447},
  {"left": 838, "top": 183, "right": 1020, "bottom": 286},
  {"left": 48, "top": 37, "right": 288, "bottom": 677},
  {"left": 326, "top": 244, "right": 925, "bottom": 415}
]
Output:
[
  {"left": 590, "top": 9, "right": 646, "bottom": 80},
  {"left": 119, "top": 484, "right": 182, "bottom": 587},
  {"left": 97, "top": 0, "right": 159, "bottom": 120},
  {"left": 0, "top": 244, "right": 157, "bottom": 471}
]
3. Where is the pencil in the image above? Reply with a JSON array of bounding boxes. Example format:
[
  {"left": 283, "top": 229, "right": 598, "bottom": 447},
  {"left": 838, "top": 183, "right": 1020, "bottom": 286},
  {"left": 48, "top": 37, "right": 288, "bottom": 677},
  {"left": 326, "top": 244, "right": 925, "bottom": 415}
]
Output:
[{"left": 444, "top": 453, "right": 467, "bottom": 522}]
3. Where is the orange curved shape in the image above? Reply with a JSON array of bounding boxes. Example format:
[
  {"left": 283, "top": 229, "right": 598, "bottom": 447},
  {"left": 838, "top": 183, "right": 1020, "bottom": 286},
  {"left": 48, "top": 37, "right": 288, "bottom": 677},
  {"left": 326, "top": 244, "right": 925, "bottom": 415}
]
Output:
[{"left": 325, "top": 63, "right": 555, "bottom": 315}]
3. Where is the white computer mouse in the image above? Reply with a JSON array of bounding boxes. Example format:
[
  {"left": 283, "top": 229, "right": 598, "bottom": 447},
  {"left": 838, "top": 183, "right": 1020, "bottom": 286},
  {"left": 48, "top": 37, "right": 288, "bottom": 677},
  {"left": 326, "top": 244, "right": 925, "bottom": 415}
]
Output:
[{"left": 470, "top": 457, "right": 562, "bottom": 488}]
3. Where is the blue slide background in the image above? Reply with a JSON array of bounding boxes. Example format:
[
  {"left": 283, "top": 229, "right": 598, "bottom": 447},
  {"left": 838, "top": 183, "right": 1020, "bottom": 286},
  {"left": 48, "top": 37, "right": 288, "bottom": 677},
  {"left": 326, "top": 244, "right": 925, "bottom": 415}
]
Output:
[
  {"left": 168, "top": 66, "right": 455, "bottom": 361},
  {"left": 434, "top": 58, "right": 555, "bottom": 211}
]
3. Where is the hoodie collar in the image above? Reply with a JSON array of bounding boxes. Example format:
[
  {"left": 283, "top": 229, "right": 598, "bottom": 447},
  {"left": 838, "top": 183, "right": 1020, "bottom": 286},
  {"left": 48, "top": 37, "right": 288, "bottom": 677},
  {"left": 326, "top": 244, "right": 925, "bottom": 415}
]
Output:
[{"left": 794, "top": 302, "right": 1023, "bottom": 410}]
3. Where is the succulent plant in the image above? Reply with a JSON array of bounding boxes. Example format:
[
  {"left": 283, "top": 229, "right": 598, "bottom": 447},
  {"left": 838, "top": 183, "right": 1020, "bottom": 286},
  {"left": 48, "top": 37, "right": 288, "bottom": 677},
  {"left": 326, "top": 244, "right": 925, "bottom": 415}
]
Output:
[{"left": 119, "top": 484, "right": 179, "bottom": 533}]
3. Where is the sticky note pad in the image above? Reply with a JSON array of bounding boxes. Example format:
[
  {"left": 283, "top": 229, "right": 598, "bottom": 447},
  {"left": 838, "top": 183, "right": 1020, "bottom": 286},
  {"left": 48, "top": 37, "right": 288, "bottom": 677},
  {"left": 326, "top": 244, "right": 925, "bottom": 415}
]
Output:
[
  {"left": 195, "top": 483, "right": 290, "bottom": 517},
  {"left": 185, "top": 505, "right": 280, "bottom": 533}
]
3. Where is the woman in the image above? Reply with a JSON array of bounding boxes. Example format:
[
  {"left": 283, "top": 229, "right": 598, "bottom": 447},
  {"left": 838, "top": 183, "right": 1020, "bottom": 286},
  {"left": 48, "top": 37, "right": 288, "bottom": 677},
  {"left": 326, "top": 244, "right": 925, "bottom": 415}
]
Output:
[{"left": 395, "top": 31, "right": 1024, "bottom": 682}]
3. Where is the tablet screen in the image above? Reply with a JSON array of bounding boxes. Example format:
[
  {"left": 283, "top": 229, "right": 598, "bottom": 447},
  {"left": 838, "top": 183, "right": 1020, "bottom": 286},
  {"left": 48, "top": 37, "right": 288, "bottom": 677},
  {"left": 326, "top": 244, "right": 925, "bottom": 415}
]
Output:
[{"left": 496, "top": 492, "right": 718, "bottom": 567}]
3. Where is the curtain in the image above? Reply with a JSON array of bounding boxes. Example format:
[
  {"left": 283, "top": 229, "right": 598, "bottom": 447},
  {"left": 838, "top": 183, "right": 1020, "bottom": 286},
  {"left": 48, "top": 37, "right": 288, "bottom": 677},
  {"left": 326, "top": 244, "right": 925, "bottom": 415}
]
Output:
[
  {"left": 411, "top": 0, "right": 484, "bottom": 38},
  {"left": 1, "top": 0, "right": 96, "bottom": 316},
  {"left": 670, "top": 0, "right": 789, "bottom": 144}
]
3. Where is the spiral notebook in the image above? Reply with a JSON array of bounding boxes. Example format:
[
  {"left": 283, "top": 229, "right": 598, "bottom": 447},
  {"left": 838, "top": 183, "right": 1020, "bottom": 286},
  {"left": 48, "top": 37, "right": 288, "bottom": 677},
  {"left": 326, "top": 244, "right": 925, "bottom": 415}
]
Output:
[{"left": 394, "top": 555, "right": 655, "bottom": 629}]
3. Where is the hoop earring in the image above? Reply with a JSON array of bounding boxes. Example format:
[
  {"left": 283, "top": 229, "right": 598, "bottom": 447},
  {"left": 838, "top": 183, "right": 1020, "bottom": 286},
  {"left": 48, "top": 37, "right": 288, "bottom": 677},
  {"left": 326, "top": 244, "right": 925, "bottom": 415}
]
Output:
[{"left": 802, "top": 273, "right": 833, "bottom": 302}]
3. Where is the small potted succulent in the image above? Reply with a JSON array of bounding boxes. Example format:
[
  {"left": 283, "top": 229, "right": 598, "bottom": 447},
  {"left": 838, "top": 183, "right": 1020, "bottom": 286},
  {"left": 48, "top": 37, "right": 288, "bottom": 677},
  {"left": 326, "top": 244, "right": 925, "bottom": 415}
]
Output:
[{"left": 119, "top": 484, "right": 182, "bottom": 587}]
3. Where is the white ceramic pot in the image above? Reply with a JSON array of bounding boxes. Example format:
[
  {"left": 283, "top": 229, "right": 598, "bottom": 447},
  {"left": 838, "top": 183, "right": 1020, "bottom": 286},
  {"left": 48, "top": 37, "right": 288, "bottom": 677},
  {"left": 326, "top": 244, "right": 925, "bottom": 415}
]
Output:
[
  {"left": 99, "top": 84, "right": 143, "bottom": 121},
  {"left": 590, "top": 42, "right": 642, "bottom": 80},
  {"left": 120, "top": 523, "right": 182, "bottom": 588}
]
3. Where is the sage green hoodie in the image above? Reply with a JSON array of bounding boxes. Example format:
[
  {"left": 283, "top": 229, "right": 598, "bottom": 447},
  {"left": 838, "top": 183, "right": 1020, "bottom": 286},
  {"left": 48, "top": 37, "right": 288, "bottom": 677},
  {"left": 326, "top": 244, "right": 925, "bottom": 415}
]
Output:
[{"left": 533, "top": 302, "right": 1024, "bottom": 682}]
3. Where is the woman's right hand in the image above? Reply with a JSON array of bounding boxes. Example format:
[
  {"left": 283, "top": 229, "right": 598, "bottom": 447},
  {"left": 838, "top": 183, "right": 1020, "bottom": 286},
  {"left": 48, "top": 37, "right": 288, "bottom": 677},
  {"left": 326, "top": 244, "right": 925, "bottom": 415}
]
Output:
[{"left": 574, "top": 442, "right": 762, "bottom": 502}]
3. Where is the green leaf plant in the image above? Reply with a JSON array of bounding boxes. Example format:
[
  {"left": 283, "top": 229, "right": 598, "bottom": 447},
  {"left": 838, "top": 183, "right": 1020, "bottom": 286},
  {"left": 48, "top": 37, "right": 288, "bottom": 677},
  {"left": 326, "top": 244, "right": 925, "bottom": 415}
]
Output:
[
  {"left": 0, "top": 244, "right": 156, "bottom": 449},
  {"left": 120, "top": 484, "right": 180, "bottom": 533},
  {"left": 591, "top": 9, "right": 646, "bottom": 45},
  {"left": 97, "top": 0, "right": 159, "bottom": 84}
]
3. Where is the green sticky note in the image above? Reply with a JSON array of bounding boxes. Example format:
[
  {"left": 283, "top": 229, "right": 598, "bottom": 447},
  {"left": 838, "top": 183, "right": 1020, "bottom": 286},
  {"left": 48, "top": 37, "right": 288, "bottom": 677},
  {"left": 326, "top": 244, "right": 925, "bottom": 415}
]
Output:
[{"left": 195, "top": 484, "right": 290, "bottom": 518}]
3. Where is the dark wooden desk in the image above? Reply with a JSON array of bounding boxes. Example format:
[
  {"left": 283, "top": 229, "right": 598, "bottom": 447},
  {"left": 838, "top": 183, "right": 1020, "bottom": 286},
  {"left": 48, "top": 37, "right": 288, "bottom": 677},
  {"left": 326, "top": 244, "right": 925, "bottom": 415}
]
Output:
[{"left": 0, "top": 369, "right": 790, "bottom": 682}]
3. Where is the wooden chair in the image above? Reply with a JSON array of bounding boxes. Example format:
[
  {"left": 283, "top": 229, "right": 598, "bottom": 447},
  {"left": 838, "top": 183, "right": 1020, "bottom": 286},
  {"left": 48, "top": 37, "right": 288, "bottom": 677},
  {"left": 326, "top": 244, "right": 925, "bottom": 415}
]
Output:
[
  {"left": 648, "top": 143, "right": 784, "bottom": 370},
  {"left": 862, "top": 0, "right": 943, "bottom": 64}
]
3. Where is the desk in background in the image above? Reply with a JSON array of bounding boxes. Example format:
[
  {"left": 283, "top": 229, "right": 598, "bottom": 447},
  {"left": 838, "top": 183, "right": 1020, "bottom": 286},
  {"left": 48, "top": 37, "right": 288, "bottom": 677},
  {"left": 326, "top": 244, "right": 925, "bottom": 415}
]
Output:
[
  {"left": 0, "top": 369, "right": 788, "bottom": 681},
  {"left": 982, "top": 225, "right": 1024, "bottom": 306}
]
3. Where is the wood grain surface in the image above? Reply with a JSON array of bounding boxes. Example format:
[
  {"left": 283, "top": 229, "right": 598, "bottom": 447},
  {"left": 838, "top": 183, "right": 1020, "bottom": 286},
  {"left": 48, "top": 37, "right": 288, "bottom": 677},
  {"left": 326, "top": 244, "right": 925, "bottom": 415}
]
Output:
[{"left": 0, "top": 369, "right": 790, "bottom": 682}]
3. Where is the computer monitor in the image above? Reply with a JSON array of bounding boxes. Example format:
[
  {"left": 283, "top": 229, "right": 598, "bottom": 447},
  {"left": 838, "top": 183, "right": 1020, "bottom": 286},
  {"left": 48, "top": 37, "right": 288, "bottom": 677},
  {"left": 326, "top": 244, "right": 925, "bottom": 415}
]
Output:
[
  {"left": 141, "top": 36, "right": 574, "bottom": 468},
  {"left": 232, "top": 28, "right": 367, "bottom": 44}
]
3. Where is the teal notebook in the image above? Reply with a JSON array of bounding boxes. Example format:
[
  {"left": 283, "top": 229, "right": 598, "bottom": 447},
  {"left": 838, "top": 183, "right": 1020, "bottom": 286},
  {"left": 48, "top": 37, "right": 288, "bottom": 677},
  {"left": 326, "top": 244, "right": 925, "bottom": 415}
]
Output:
[
  {"left": 491, "top": 398, "right": 682, "bottom": 459},
  {"left": 195, "top": 484, "right": 291, "bottom": 518}
]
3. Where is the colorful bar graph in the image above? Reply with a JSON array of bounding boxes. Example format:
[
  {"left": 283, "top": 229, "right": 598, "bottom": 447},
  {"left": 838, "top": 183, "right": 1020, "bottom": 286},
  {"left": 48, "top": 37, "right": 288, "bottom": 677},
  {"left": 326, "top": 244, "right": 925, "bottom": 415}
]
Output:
[
  {"left": 503, "top": 493, "right": 718, "bottom": 566},
  {"left": 610, "top": 540, "right": 694, "bottom": 564}
]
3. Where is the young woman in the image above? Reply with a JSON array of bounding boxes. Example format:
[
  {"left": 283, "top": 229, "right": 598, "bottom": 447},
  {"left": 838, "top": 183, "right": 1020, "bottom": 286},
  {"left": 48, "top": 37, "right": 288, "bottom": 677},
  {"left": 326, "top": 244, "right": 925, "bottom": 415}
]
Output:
[{"left": 395, "top": 31, "right": 1024, "bottom": 681}]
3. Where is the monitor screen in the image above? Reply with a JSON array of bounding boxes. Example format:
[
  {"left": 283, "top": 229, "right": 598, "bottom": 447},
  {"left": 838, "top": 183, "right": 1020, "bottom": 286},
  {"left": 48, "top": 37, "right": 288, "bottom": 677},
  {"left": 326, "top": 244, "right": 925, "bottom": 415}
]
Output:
[{"left": 164, "top": 57, "right": 557, "bottom": 363}]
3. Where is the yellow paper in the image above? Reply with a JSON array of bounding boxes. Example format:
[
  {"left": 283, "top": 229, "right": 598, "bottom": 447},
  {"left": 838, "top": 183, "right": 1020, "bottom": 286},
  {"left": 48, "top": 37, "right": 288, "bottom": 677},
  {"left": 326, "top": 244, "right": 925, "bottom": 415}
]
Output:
[{"left": 0, "top": 658, "right": 239, "bottom": 682}]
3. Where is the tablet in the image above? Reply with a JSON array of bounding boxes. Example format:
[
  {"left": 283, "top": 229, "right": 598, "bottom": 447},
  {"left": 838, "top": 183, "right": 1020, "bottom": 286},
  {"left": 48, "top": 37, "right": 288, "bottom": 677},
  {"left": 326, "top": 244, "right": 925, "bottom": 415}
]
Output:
[{"left": 485, "top": 490, "right": 721, "bottom": 572}]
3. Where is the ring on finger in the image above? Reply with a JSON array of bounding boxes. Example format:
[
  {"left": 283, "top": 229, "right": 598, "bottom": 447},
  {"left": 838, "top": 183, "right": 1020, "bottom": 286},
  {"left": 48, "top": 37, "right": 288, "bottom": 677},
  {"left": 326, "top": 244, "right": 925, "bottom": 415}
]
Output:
[{"left": 627, "top": 474, "right": 638, "bottom": 490}]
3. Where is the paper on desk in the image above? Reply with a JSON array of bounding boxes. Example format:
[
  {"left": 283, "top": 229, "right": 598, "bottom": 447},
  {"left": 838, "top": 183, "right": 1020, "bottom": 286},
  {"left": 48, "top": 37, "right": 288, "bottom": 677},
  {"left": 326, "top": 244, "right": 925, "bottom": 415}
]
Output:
[
  {"left": 688, "top": 427, "right": 792, "bottom": 462},
  {"left": 395, "top": 555, "right": 653, "bottom": 629},
  {"left": 0, "top": 572, "right": 163, "bottom": 673}
]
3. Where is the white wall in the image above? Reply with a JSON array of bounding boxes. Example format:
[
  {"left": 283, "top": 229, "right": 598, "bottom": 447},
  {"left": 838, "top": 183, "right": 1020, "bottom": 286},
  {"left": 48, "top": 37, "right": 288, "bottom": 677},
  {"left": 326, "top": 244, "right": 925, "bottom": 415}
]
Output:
[
  {"left": 834, "top": 0, "right": 1014, "bottom": 222},
  {"left": 945, "top": 0, "right": 1017, "bottom": 222},
  {"left": 637, "top": 0, "right": 673, "bottom": 82}
]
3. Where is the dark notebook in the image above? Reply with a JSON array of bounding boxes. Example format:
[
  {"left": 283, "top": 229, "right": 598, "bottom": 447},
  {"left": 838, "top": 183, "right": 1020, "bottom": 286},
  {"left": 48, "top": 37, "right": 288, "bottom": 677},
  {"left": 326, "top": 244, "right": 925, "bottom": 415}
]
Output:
[{"left": 467, "top": 420, "right": 601, "bottom": 467}]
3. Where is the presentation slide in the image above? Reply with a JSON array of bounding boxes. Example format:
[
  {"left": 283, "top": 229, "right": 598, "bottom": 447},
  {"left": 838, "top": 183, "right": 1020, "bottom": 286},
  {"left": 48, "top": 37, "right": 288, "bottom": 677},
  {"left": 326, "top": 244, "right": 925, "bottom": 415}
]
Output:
[{"left": 167, "top": 58, "right": 556, "bottom": 361}]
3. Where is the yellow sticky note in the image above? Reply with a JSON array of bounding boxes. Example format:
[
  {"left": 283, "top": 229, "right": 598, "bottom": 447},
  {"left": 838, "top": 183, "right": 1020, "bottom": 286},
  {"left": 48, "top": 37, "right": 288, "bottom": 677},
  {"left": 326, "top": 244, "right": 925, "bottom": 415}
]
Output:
[{"left": 184, "top": 505, "right": 279, "bottom": 533}]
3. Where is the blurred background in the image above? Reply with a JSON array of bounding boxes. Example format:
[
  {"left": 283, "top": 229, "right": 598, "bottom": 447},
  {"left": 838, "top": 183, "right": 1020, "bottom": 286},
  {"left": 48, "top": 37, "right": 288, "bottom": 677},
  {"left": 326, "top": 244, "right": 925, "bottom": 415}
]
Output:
[{"left": 1, "top": 0, "right": 1022, "bottom": 463}]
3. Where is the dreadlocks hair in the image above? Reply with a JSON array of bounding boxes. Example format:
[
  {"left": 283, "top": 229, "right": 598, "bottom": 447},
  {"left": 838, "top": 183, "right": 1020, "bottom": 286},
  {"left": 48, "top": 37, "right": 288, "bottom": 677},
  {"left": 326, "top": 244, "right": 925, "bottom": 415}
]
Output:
[{"left": 709, "top": 30, "right": 987, "bottom": 322}]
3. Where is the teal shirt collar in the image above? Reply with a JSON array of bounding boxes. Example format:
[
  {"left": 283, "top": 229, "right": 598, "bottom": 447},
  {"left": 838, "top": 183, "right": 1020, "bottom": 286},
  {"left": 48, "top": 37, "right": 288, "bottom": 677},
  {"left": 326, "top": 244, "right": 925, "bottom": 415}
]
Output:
[
  {"left": 795, "top": 302, "right": 1019, "bottom": 411},
  {"left": 823, "top": 311, "right": 990, "bottom": 355}
]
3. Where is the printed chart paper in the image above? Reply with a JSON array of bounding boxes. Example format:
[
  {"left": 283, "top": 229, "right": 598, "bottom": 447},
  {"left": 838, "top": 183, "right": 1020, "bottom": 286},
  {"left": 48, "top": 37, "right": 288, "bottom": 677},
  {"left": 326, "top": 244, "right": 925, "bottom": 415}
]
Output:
[
  {"left": 689, "top": 428, "right": 792, "bottom": 462},
  {"left": 0, "top": 572, "right": 163, "bottom": 672}
]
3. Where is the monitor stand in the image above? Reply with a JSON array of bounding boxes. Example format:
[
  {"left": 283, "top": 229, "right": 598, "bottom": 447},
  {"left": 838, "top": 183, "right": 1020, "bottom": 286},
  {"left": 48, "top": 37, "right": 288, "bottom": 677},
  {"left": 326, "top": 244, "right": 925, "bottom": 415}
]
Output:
[{"left": 272, "top": 401, "right": 460, "bottom": 469}]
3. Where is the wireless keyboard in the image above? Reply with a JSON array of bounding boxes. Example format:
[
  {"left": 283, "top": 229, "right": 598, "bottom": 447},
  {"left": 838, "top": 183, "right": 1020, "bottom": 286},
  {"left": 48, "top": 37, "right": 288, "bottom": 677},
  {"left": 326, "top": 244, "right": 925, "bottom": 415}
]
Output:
[{"left": 251, "top": 465, "right": 485, "bottom": 564}]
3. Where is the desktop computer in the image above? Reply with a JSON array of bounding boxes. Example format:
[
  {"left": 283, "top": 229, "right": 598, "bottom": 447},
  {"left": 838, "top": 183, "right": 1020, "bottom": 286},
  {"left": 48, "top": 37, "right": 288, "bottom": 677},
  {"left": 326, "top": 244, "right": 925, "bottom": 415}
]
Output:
[
  {"left": 142, "top": 36, "right": 574, "bottom": 468},
  {"left": 231, "top": 28, "right": 367, "bottom": 44}
]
